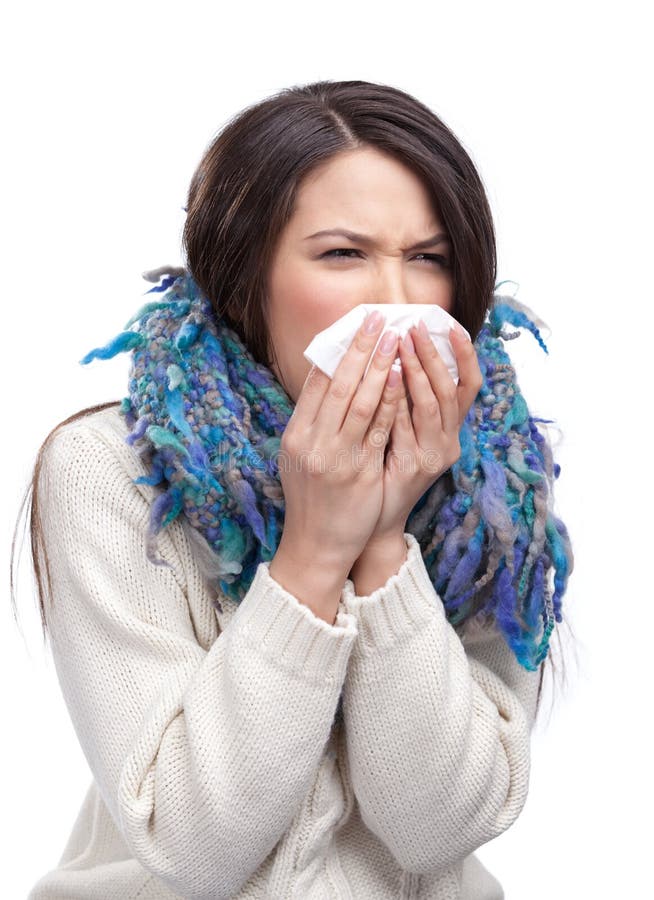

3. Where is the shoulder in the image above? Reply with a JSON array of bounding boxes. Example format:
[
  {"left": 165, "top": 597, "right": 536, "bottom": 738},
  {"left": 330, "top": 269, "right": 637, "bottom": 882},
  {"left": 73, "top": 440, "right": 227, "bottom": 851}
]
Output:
[
  {"left": 36, "top": 403, "right": 218, "bottom": 617},
  {"left": 38, "top": 403, "right": 158, "bottom": 508},
  {"left": 36, "top": 403, "right": 174, "bottom": 584}
]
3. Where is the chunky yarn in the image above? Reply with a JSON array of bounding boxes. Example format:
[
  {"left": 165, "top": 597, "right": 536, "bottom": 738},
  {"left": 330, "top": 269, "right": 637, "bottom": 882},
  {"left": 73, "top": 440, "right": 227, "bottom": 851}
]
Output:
[{"left": 80, "top": 267, "right": 573, "bottom": 671}]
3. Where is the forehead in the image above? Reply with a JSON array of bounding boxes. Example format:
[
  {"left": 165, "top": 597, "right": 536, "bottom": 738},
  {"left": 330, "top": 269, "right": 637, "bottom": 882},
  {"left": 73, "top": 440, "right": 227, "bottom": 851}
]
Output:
[{"left": 289, "top": 149, "right": 442, "bottom": 236}]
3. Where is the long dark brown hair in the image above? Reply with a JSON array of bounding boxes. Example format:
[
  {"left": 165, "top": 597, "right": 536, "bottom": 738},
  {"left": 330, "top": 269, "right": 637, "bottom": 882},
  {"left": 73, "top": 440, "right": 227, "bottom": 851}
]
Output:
[{"left": 10, "top": 79, "right": 574, "bottom": 723}]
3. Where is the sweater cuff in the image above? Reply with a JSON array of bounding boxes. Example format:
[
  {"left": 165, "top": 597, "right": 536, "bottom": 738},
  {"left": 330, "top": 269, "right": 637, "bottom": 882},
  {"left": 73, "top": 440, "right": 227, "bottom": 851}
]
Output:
[
  {"left": 229, "top": 559, "right": 358, "bottom": 687},
  {"left": 340, "top": 532, "right": 444, "bottom": 655}
]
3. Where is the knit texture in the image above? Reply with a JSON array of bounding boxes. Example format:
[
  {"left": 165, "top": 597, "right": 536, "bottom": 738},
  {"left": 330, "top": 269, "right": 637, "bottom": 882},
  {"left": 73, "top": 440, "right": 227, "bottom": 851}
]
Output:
[
  {"left": 28, "top": 405, "right": 538, "bottom": 898},
  {"left": 80, "top": 267, "right": 574, "bottom": 672}
]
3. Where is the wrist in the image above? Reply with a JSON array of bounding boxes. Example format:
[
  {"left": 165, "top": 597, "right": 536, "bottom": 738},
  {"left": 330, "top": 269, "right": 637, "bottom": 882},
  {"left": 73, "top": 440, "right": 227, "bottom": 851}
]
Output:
[
  {"left": 349, "top": 531, "right": 408, "bottom": 596},
  {"left": 269, "top": 539, "right": 350, "bottom": 625},
  {"left": 275, "top": 532, "right": 352, "bottom": 582},
  {"left": 352, "top": 529, "right": 407, "bottom": 565}
]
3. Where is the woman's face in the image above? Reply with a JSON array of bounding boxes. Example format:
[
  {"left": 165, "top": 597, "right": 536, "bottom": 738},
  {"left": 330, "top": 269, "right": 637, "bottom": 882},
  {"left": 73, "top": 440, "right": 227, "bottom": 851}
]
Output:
[{"left": 266, "top": 146, "right": 455, "bottom": 403}]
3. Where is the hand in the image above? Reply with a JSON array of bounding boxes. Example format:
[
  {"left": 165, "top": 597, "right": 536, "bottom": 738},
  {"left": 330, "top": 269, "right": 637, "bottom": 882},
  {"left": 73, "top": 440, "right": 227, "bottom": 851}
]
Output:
[
  {"left": 273, "top": 310, "right": 402, "bottom": 582},
  {"left": 354, "top": 319, "right": 484, "bottom": 553}
]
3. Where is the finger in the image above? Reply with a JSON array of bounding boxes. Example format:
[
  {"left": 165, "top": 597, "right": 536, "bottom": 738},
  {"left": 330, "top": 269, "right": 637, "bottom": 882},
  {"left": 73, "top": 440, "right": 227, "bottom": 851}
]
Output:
[
  {"left": 363, "top": 366, "right": 402, "bottom": 457},
  {"left": 410, "top": 321, "right": 460, "bottom": 435},
  {"left": 317, "top": 312, "right": 394, "bottom": 435},
  {"left": 288, "top": 363, "right": 332, "bottom": 427},
  {"left": 387, "top": 376, "right": 416, "bottom": 452},
  {"left": 337, "top": 328, "right": 401, "bottom": 445},
  {"left": 291, "top": 310, "right": 386, "bottom": 428},
  {"left": 383, "top": 376, "right": 424, "bottom": 477},
  {"left": 398, "top": 327, "right": 445, "bottom": 436},
  {"left": 449, "top": 327, "right": 484, "bottom": 428}
]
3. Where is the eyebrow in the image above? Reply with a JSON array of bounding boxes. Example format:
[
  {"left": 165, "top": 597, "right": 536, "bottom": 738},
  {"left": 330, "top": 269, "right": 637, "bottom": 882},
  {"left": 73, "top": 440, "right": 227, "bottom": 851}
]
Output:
[{"left": 304, "top": 229, "right": 451, "bottom": 252}]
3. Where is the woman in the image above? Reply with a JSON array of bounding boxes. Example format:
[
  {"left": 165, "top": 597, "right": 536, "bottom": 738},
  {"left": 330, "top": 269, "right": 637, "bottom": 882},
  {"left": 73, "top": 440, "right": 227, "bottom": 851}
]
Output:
[{"left": 19, "top": 79, "right": 574, "bottom": 898}]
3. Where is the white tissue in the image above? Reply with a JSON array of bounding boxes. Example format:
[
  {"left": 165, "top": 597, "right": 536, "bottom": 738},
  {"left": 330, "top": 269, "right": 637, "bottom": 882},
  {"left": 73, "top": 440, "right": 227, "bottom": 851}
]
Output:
[{"left": 303, "top": 303, "right": 470, "bottom": 386}]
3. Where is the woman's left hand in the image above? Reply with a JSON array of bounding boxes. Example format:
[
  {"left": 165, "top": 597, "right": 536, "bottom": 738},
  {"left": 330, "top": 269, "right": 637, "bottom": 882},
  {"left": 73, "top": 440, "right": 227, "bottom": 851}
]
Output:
[{"left": 357, "top": 319, "right": 484, "bottom": 552}]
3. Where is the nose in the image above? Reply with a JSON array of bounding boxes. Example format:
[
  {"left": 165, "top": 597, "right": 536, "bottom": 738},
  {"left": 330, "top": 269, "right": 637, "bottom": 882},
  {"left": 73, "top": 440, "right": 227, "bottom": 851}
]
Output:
[
  {"left": 369, "top": 262, "right": 412, "bottom": 307},
  {"left": 368, "top": 272, "right": 415, "bottom": 412},
  {"left": 373, "top": 294, "right": 411, "bottom": 308}
]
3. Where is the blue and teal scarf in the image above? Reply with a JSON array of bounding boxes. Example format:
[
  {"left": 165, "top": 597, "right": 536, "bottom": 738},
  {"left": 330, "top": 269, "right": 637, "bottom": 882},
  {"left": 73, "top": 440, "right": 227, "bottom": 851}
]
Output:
[{"left": 81, "top": 266, "right": 574, "bottom": 672}]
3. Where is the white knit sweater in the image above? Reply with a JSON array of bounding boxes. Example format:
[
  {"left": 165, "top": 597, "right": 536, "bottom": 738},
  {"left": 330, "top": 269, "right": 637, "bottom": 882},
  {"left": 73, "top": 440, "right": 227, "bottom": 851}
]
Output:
[{"left": 28, "top": 404, "right": 541, "bottom": 900}]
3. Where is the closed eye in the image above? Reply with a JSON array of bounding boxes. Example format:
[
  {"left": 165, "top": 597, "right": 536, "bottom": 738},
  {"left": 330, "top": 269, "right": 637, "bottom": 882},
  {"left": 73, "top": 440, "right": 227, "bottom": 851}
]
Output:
[{"left": 321, "top": 248, "right": 450, "bottom": 267}]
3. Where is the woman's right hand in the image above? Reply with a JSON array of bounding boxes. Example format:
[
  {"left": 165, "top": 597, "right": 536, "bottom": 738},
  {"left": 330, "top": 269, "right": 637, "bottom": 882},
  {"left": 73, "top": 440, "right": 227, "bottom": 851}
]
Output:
[{"left": 275, "top": 310, "right": 401, "bottom": 579}]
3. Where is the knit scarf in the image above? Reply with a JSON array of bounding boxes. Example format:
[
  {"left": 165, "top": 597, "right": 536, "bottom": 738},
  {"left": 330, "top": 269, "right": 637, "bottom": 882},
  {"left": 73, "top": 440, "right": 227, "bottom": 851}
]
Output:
[{"left": 80, "top": 266, "right": 574, "bottom": 672}]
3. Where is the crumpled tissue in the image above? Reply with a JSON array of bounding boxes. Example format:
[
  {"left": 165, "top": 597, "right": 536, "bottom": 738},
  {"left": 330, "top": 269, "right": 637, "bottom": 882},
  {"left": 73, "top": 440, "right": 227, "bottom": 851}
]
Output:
[{"left": 303, "top": 303, "right": 470, "bottom": 386}]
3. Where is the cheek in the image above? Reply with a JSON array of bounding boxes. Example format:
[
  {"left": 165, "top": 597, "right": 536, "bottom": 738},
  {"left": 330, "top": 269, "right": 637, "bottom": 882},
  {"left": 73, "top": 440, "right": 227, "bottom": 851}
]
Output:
[
  {"left": 434, "top": 280, "right": 454, "bottom": 316},
  {"left": 271, "top": 266, "right": 352, "bottom": 338},
  {"left": 268, "top": 292, "right": 352, "bottom": 402},
  {"left": 275, "top": 287, "right": 358, "bottom": 369}
]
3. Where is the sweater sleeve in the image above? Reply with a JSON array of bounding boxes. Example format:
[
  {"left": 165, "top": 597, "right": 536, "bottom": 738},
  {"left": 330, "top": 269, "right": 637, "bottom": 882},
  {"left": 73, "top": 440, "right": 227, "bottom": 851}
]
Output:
[
  {"left": 37, "top": 420, "right": 358, "bottom": 899},
  {"left": 339, "top": 531, "right": 541, "bottom": 876}
]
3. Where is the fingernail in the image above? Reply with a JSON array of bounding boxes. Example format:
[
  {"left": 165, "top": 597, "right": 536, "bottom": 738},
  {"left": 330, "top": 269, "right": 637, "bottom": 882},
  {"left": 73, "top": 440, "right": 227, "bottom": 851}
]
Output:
[
  {"left": 364, "top": 310, "right": 384, "bottom": 334},
  {"left": 402, "top": 330, "right": 415, "bottom": 354},
  {"left": 387, "top": 368, "right": 401, "bottom": 387},
  {"left": 380, "top": 329, "right": 398, "bottom": 354},
  {"left": 417, "top": 318, "right": 430, "bottom": 341}
]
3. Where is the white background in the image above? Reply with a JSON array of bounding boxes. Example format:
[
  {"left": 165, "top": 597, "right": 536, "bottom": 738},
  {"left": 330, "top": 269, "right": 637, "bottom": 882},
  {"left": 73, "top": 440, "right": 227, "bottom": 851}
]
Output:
[{"left": 3, "top": 1, "right": 651, "bottom": 897}]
